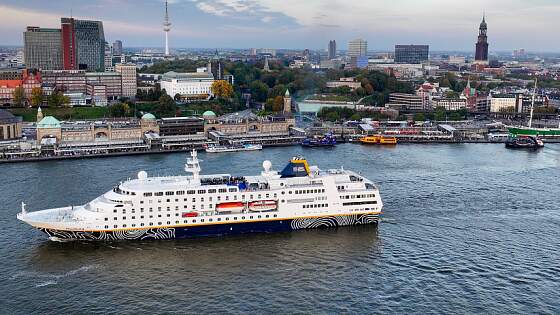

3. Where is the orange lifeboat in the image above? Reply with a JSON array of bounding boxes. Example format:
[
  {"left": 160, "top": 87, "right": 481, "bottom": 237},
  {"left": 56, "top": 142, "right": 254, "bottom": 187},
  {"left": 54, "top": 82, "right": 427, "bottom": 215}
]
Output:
[
  {"left": 216, "top": 202, "right": 245, "bottom": 213},
  {"left": 182, "top": 212, "right": 199, "bottom": 218},
  {"left": 248, "top": 200, "right": 277, "bottom": 212}
]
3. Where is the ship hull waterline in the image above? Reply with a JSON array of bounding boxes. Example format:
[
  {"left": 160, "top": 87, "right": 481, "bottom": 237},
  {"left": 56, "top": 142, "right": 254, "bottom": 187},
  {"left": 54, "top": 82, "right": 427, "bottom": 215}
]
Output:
[{"left": 35, "top": 213, "right": 380, "bottom": 241}]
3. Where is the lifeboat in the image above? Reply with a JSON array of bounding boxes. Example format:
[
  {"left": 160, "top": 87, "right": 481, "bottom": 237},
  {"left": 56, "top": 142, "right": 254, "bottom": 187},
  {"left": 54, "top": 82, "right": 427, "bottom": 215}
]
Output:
[
  {"left": 182, "top": 212, "right": 199, "bottom": 218},
  {"left": 216, "top": 202, "right": 245, "bottom": 213},
  {"left": 248, "top": 200, "right": 277, "bottom": 212}
]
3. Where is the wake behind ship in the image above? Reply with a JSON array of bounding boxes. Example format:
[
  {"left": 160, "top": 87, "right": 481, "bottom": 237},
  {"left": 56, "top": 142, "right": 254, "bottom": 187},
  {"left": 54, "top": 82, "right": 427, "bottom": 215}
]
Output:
[{"left": 17, "top": 151, "right": 382, "bottom": 241}]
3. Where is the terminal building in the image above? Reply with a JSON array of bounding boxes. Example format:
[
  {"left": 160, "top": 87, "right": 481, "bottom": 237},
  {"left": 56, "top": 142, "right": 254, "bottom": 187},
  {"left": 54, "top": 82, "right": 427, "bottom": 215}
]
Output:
[{"left": 0, "top": 109, "right": 23, "bottom": 140}]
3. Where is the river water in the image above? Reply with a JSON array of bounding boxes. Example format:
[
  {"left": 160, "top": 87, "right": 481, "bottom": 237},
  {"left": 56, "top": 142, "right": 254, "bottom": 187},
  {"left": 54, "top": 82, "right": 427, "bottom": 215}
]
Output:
[{"left": 1, "top": 143, "right": 560, "bottom": 314}]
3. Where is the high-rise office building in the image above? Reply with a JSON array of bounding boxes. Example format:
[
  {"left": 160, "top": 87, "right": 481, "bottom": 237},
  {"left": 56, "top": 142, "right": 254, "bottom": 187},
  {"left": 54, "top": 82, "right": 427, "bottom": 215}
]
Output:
[
  {"left": 394, "top": 45, "right": 429, "bottom": 64},
  {"left": 328, "top": 40, "right": 336, "bottom": 60},
  {"left": 23, "top": 27, "right": 63, "bottom": 70},
  {"left": 475, "top": 15, "right": 489, "bottom": 64},
  {"left": 112, "top": 40, "right": 123, "bottom": 55},
  {"left": 61, "top": 18, "right": 106, "bottom": 71},
  {"left": 348, "top": 39, "right": 367, "bottom": 57}
]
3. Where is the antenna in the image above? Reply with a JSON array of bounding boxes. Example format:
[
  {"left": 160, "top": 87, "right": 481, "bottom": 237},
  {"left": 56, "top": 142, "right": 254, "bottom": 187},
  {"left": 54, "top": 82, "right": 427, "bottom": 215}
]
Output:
[{"left": 528, "top": 78, "right": 537, "bottom": 128}]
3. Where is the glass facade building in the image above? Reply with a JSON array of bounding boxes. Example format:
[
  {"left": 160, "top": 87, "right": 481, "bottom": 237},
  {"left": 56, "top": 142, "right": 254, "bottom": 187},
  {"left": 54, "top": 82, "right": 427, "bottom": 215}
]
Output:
[
  {"left": 394, "top": 45, "right": 429, "bottom": 64},
  {"left": 24, "top": 27, "right": 63, "bottom": 70}
]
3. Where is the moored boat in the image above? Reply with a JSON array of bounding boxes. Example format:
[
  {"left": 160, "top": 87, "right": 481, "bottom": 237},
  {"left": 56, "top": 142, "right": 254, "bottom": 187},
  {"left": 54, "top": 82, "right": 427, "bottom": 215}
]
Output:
[
  {"left": 206, "top": 143, "right": 262, "bottom": 153},
  {"left": 301, "top": 133, "right": 337, "bottom": 147},
  {"left": 360, "top": 136, "right": 398, "bottom": 145},
  {"left": 505, "top": 135, "right": 544, "bottom": 149},
  {"left": 248, "top": 200, "right": 277, "bottom": 212}
]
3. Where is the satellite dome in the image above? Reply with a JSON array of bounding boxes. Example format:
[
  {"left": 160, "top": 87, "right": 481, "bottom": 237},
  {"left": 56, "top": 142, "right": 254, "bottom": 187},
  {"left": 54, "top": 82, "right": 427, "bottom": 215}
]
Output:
[
  {"left": 137, "top": 171, "right": 148, "bottom": 180},
  {"left": 263, "top": 160, "right": 272, "bottom": 172}
]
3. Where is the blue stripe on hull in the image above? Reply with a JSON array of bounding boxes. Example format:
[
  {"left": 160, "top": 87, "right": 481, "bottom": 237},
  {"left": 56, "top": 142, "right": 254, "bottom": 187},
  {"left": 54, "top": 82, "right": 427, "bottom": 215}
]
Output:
[{"left": 39, "top": 214, "right": 379, "bottom": 241}]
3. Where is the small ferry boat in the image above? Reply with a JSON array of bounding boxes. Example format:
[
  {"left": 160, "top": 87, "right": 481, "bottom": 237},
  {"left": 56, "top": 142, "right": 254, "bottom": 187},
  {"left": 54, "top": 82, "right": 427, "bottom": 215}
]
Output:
[
  {"left": 17, "top": 150, "right": 383, "bottom": 241},
  {"left": 505, "top": 135, "right": 544, "bottom": 149},
  {"left": 205, "top": 143, "right": 262, "bottom": 153},
  {"left": 301, "top": 133, "right": 337, "bottom": 147},
  {"left": 360, "top": 136, "right": 398, "bottom": 145}
]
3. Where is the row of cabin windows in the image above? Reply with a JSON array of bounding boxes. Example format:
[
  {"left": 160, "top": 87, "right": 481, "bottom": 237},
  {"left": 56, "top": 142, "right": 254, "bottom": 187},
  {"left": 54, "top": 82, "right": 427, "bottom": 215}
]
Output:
[
  {"left": 291, "top": 189, "right": 325, "bottom": 195},
  {"left": 136, "top": 193, "right": 279, "bottom": 207},
  {"left": 143, "top": 188, "right": 237, "bottom": 197},
  {"left": 303, "top": 204, "right": 328, "bottom": 209},
  {"left": 103, "top": 214, "right": 279, "bottom": 229},
  {"left": 340, "top": 193, "right": 376, "bottom": 200},
  {"left": 342, "top": 201, "right": 378, "bottom": 206}
]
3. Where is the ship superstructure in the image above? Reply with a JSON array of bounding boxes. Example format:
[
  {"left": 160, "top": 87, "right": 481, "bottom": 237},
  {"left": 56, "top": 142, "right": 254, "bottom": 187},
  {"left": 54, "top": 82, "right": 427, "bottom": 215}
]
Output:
[{"left": 18, "top": 151, "right": 382, "bottom": 241}]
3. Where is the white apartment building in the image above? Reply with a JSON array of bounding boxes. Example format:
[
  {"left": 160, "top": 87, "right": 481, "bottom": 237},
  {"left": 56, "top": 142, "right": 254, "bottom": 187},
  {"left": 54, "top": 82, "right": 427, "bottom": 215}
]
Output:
[
  {"left": 433, "top": 98, "right": 467, "bottom": 111},
  {"left": 115, "top": 63, "right": 137, "bottom": 98},
  {"left": 160, "top": 71, "right": 214, "bottom": 98}
]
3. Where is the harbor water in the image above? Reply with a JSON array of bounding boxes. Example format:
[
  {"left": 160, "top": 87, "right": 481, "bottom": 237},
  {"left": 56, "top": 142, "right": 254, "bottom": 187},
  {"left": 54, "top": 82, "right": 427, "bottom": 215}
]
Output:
[{"left": 1, "top": 143, "right": 560, "bottom": 314}]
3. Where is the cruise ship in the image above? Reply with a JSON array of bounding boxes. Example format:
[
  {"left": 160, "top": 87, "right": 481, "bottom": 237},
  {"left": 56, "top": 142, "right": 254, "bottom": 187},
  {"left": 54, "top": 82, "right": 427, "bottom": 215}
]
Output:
[{"left": 17, "top": 151, "right": 383, "bottom": 241}]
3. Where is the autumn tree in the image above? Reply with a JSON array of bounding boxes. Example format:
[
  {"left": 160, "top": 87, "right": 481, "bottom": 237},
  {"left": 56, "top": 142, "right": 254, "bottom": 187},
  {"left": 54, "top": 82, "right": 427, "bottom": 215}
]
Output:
[
  {"left": 272, "top": 95, "right": 283, "bottom": 112},
  {"left": 30, "top": 87, "right": 44, "bottom": 107},
  {"left": 211, "top": 80, "right": 234, "bottom": 99},
  {"left": 13, "top": 86, "right": 25, "bottom": 107}
]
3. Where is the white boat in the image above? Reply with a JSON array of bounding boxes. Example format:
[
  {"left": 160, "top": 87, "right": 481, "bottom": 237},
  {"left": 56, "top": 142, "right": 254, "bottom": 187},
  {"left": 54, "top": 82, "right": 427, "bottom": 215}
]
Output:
[
  {"left": 248, "top": 200, "right": 277, "bottom": 212},
  {"left": 205, "top": 144, "right": 262, "bottom": 153},
  {"left": 17, "top": 150, "right": 383, "bottom": 241}
]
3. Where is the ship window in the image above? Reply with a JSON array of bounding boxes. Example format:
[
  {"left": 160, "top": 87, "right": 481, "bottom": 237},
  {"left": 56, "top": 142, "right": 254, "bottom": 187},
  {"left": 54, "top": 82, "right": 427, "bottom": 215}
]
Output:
[
  {"left": 208, "top": 189, "right": 216, "bottom": 193},
  {"left": 266, "top": 194, "right": 269, "bottom": 198},
  {"left": 154, "top": 192, "right": 163, "bottom": 196},
  {"left": 166, "top": 207, "right": 170, "bottom": 211},
  {"left": 241, "top": 195, "right": 245, "bottom": 199},
  {"left": 219, "top": 189, "right": 226, "bottom": 193},
  {"left": 201, "top": 197, "right": 205, "bottom": 202},
  {"left": 140, "top": 201, "right": 144, "bottom": 204},
  {"left": 141, "top": 223, "right": 145, "bottom": 226},
  {"left": 114, "top": 225, "right": 118, "bottom": 228},
  {"left": 175, "top": 221, "right": 179, "bottom": 224},
  {"left": 149, "top": 215, "right": 153, "bottom": 218},
  {"left": 266, "top": 215, "right": 269, "bottom": 218},
  {"left": 165, "top": 191, "right": 174, "bottom": 196},
  {"left": 149, "top": 223, "right": 153, "bottom": 226},
  {"left": 175, "top": 199, "right": 179, "bottom": 202},
  {"left": 225, "top": 196, "right": 229, "bottom": 201},
  {"left": 158, "top": 207, "right": 161, "bottom": 211},
  {"left": 187, "top": 190, "right": 195, "bottom": 194},
  {"left": 198, "top": 190, "right": 205, "bottom": 194},
  {"left": 228, "top": 188, "right": 237, "bottom": 192},
  {"left": 132, "top": 224, "right": 136, "bottom": 227},
  {"left": 167, "top": 214, "right": 171, "bottom": 217},
  {"left": 193, "top": 219, "right": 196, "bottom": 223},
  {"left": 166, "top": 199, "right": 170, "bottom": 202},
  {"left": 289, "top": 191, "right": 292, "bottom": 194},
  {"left": 113, "top": 210, "right": 117, "bottom": 213},
  {"left": 158, "top": 222, "right": 162, "bottom": 225},
  {"left": 226, "top": 217, "right": 229, "bottom": 221},
  {"left": 217, "top": 218, "right": 221, "bottom": 221},
  {"left": 192, "top": 198, "right": 196, "bottom": 202},
  {"left": 234, "top": 217, "right": 237, "bottom": 220},
  {"left": 141, "top": 216, "right": 144, "bottom": 219},
  {"left": 176, "top": 191, "right": 185, "bottom": 195},
  {"left": 258, "top": 215, "right": 261, "bottom": 218},
  {"left": 132, "top": 216, "right": 135, "bottom": 219},
  {"left": 167, "top": 221, "right": 170, "bottom": 224},
  {"left": 217, "top": 197, "right": 221, "bottom": 201},
  {"left": 104, "top": 218, "right": 108, "bottom": 221},
  {"left": 273, "top": 214, "right": 277, "bottom": 218},
  {"left": 201, "top": 219, "right": 204, "bottom": 222},
  {"left": 105, "top": 225, "right": 109, "bottom": 229},
  {"left": 144, "top": 193, "right": 152, "bottom": 197},
  {"left": 209, "top": 219, "right": 213, "bottom": 222},
  {"left": 242, "top": 216, "right": 245, "bottom": 219},
  {"left": 114, "top": 217, "right": 117, "bottom": 220}
]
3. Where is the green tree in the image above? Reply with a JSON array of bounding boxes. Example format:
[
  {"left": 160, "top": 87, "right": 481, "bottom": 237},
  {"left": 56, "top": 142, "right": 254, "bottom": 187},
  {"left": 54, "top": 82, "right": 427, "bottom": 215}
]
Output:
[
  {"left": 434, "top": 106, "right": 446, "bottom": 121},
  {"left": 108, "top": 103, "right": 131, "bottom": 117},
  {"left": 30, "top": 87, "right": 43, "bottom": 107},
  {"left": 13, "top": 86, "right": 25, "bottom": 107},
  {"left": 350, "top": 113, "right": 362, "bottom": 121},
  {"left": 414, "top": 113, "right": 426, "bottom": 122},
  {"left": 249, "top": 80, "right": 269, "bottom": 102},
  {"left": 325, "top": 111, "right": 340, "bottom": 122},
  {"left": 157, "top": 94, "right": 177, "bottom": 117}
]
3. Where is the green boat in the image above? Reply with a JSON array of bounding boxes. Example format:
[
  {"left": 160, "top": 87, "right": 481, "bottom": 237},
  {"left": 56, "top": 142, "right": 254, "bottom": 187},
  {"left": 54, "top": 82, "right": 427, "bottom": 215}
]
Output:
[
  {"left": 508, "top": 127, "right": 560, "bottom": 137},
  {"left": 508, "top": 78, "right": 560, "bottom": 138}
]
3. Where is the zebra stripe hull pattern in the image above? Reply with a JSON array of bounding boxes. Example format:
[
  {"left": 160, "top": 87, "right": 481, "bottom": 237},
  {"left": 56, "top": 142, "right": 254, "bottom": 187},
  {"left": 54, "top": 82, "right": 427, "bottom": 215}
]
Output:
[{"left": 39, "top": 214, "right": 379, "bottom": 241}]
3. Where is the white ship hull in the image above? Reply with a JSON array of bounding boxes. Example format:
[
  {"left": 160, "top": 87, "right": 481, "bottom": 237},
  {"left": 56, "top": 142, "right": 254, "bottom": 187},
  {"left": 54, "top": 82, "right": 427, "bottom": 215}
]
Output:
[{"left": 18, "top": 151, "right": 383, "bottom": 241}]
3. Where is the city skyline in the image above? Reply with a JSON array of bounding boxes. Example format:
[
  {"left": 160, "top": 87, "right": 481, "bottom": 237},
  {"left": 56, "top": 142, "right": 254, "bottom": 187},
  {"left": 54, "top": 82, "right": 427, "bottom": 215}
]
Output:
[{"left": 1, "top": 0, "right": 560, "bottom": 51}]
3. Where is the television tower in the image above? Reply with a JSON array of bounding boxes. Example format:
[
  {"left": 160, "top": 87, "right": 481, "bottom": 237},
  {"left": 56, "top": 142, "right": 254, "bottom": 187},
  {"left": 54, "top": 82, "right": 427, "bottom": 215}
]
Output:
[{"left": 163, "top": 0, "right": 171, "bottom": 55}]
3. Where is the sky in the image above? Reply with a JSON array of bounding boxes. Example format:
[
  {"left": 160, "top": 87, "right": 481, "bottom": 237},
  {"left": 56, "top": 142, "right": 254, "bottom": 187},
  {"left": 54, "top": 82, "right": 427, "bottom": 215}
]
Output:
[{"left": 0, "top": 0, "right": 559, "bottom": 52}]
